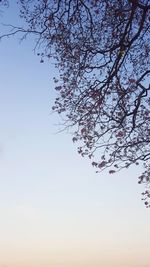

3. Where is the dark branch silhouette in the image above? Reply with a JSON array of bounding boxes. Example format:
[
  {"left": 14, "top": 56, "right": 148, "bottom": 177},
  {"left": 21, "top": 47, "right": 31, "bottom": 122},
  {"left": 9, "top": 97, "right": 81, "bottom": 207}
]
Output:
[{"left": 1, "top": 0, "right": 150, "bottom": 206}]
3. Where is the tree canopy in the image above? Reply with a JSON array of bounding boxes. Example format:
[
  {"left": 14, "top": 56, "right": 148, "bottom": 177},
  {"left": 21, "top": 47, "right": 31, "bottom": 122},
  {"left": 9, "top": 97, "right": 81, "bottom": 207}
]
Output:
[{"left": 1, "top": 0, "right": 150, "bottom": 206}]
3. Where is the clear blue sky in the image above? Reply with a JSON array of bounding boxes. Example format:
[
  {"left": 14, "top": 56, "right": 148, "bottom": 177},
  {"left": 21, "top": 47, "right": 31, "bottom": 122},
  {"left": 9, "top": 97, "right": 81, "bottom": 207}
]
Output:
[{"left": 0, "top": 3, "right": 150, "bottom": 267}]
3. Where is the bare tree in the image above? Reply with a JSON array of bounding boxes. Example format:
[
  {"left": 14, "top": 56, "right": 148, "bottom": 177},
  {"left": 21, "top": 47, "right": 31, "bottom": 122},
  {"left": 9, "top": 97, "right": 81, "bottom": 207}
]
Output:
[{"left": 1, "top": 0, "right": 150, "bottom": 206}]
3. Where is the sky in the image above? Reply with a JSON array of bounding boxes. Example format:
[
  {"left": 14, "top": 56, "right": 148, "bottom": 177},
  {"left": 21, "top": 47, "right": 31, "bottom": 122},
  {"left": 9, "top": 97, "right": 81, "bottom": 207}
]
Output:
[{"left": 0, "top": 3, "right": 150, "bottom": 267}]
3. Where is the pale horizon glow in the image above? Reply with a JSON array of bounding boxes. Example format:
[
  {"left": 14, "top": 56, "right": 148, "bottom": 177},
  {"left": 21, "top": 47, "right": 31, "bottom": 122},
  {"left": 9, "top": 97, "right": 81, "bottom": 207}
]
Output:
[{"left": 0, "top": 3, "right": 150, "bottom": 267}]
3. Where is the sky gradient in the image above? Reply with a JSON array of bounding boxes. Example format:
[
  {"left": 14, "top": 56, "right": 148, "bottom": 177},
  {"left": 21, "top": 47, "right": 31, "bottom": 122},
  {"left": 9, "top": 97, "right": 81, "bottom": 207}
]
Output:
[{"left": 0, "top": 3, "right": 150, "bottom": 267}]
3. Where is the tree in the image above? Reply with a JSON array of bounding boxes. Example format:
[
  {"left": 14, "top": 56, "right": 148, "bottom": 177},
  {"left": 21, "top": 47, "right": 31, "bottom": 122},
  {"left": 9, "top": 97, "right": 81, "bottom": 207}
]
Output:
[
  {"left": 0, "top": 0, "right": 8, "bottom": 11},
  {"left": 1, "top": 0, "right": 150, "bottom": 206}
]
